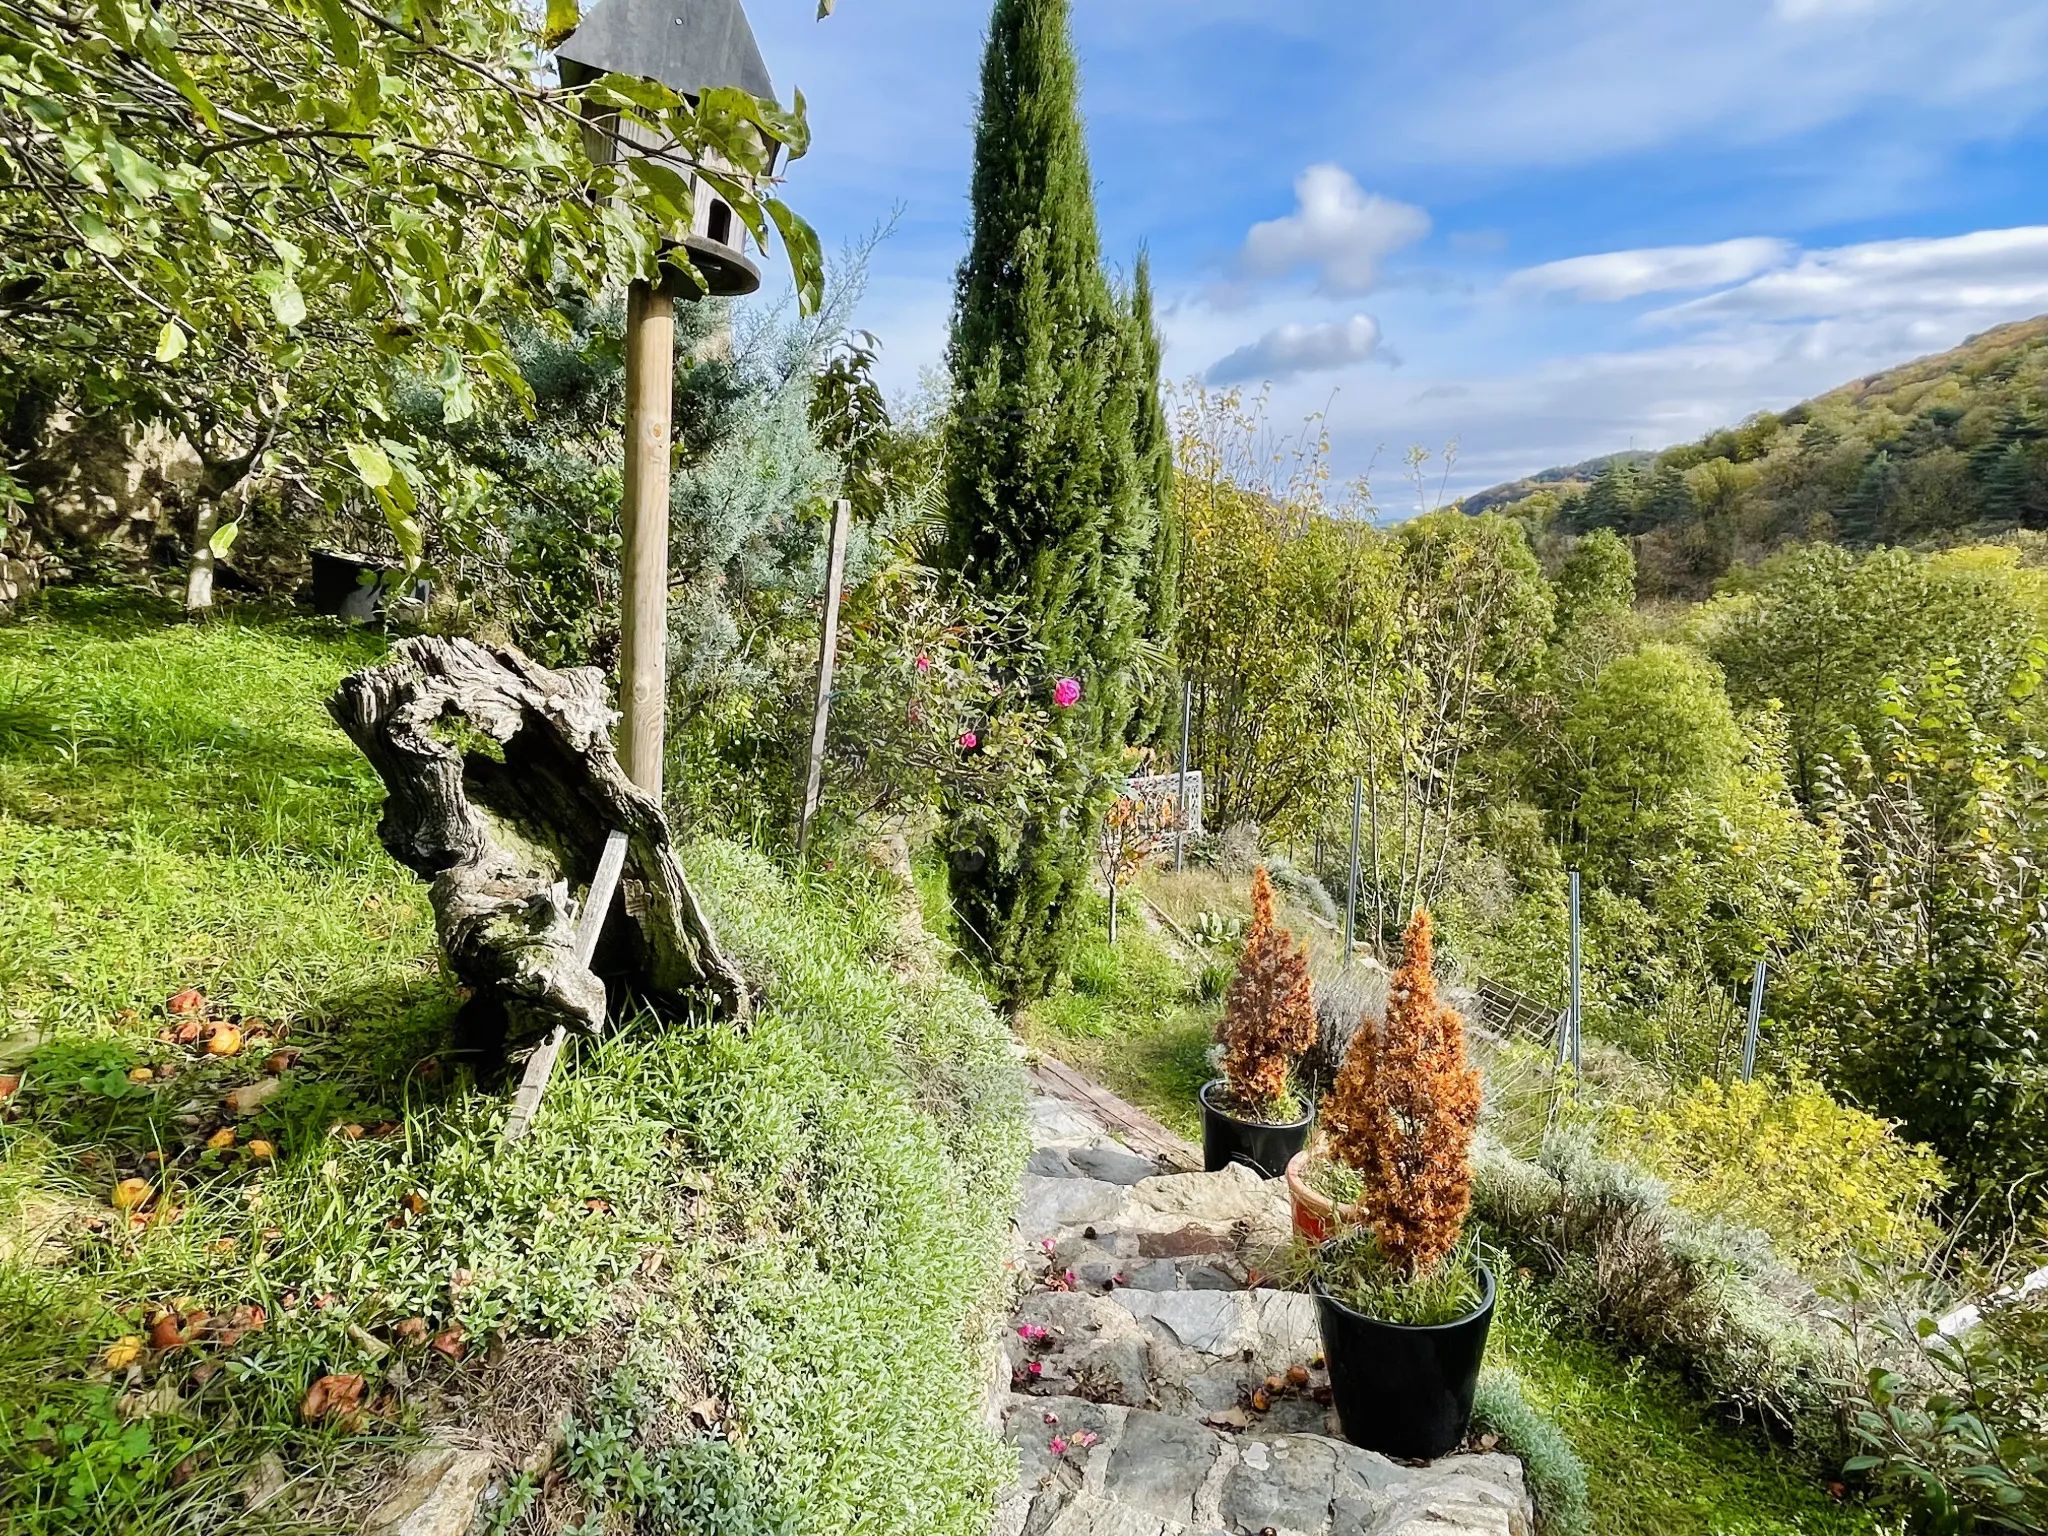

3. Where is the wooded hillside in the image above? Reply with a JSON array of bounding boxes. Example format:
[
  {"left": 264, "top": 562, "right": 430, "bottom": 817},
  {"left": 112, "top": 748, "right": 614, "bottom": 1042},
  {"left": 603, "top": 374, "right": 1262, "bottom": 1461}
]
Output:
[{"left": 1470, "top": 315, "right": 2048, "bottom": 595}]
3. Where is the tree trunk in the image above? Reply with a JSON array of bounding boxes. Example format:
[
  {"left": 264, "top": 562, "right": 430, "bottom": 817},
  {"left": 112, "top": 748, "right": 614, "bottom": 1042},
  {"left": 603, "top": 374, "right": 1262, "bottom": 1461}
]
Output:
[
  {"left": 184, "top": 494, "right": 221, "bottom": 615},
  {"left": 328, "top": 637, "right": 749, "bottom": 1063}
]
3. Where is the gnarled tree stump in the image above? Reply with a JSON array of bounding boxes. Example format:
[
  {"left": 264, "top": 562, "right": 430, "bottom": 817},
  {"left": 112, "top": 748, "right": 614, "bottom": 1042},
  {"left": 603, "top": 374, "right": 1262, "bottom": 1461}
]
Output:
[{"left": 328, "top": 637, "right": 748, "bottom": 1060}]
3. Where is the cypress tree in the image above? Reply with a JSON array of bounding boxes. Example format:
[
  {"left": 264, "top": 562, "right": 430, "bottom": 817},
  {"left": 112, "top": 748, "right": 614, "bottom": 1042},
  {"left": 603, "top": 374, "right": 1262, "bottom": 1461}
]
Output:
[
  {"left": 944, "top": 0, "right": 1154, "bottom": 1003},
  {"left": 1127, "top": 252, "right": 1179, "bottom": 741}
]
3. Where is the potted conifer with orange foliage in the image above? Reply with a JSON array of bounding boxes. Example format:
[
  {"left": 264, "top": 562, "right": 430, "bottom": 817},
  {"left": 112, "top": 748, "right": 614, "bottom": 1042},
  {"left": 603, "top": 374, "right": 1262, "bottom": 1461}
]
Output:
[
  {"left": 1200, "top": 867, "right": 1317, "bottom": 1179},
  {"left": 1309, "top": 908, "right": 1490, "bottom": 1461}
]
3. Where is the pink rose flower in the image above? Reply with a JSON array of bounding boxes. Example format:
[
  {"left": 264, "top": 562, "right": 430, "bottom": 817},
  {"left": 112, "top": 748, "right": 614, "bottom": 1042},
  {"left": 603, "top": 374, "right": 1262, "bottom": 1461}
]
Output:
[
  {"left": 1050, "top": 1437, "right": 1068, "bottom": 1456},
  {"left": 1054, "top": 677, "right": 1082, "bottom": 708},
  {"left": 915, "top": 653, "right": 931, "bottom": 673},
  {"left": 1027, "top": 1360, "right": 1043, "bottom": 1377},
  {"left": 959, "top": 731, "right": 979, "bottom": 750}
]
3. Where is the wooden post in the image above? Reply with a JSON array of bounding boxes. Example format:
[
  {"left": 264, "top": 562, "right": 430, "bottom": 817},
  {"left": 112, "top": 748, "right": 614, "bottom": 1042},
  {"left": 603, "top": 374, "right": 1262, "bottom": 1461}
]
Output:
[
  {"left": 797, "top": 497, "right": 852, "bottom": 857},
  {"left": 619, "top": 279, "right": 675, "bottom": 799}
]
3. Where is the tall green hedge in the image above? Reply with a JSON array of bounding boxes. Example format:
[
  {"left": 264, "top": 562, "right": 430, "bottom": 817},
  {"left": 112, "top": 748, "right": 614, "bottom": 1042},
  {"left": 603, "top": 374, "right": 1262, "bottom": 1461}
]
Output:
[{"left": 944, "top": 0, "right": 1164, "bottom": 1003}]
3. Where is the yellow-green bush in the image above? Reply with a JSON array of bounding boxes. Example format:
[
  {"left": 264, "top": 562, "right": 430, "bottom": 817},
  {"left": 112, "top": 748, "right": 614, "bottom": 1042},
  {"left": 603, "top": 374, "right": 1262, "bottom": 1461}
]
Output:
[{"left": 1607, "top": 1076, "right": 1947, "bottom": 1271}]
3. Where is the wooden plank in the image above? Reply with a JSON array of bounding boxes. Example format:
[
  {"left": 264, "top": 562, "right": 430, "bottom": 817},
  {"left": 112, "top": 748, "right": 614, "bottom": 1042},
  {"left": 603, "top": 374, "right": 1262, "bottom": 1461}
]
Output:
[{"left": 501, "top": 830, "right": 632, "bottom": 1148}]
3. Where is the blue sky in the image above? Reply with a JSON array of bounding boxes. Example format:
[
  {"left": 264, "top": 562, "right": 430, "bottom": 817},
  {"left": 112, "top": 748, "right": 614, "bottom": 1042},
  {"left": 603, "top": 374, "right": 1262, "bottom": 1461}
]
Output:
[{"left": 745, "top": 0, "right": 2048, "bottom": 500}]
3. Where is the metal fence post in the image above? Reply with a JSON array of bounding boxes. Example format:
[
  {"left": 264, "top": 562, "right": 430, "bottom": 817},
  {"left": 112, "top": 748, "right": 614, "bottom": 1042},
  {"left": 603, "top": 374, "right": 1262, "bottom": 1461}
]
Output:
[
  {"left": 1568, "top": 869, "right": 1583, "bottom": 1077},
  {"left": 1741, "top": 960, "right": 1768, "bottom": 1083},
  {"left": 1343, "top": 776, "right": 1363, "bottom": 968},
  {"left": 1175, "top": 681, "right": 1193, "bottom": 872}
]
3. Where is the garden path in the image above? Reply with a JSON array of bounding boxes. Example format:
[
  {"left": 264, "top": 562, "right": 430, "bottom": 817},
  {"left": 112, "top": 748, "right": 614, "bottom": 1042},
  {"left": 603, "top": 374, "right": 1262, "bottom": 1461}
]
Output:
[{"left": 993, "top": 1080, "right": 1535, "bottom": 1536}]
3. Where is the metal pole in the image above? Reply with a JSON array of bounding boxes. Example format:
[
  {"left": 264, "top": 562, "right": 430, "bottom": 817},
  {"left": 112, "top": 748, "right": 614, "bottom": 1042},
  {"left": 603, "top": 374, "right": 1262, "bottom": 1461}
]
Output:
[
  {"left": 797, "top": 498, "right": 852, "bottom": 858},
  {"left": 1344, "top": 776, "right": 1363, "bottom": 968},
  {"left": 1568, "top": 869, "right": 1583, "bottom": 1076},
  {"left": 1741, "top": 960, "right": 1768, "bottom": 1083},
  {"left": 618, "top": 278, "right": 676, "bottom": 799},
  {"left": 1175, "top": 680, "right": 1193, "bottom": 871}
]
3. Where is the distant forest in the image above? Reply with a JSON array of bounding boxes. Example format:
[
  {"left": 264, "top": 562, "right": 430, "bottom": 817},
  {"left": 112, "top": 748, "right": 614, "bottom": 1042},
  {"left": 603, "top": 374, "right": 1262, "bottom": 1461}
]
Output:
[{"left": 1471, "top": 315, "right": 2048, "bottom": 596}]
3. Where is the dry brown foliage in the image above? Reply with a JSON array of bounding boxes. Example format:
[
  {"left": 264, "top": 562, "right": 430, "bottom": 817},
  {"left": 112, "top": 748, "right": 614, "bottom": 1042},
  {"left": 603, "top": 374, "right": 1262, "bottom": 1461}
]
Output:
[
  {"left": 1219, "top": 867, "right": 1317, "bottom": 1120},
  {"left": 1323, "top": 908, "right": 1482, "bottom": 1274}
]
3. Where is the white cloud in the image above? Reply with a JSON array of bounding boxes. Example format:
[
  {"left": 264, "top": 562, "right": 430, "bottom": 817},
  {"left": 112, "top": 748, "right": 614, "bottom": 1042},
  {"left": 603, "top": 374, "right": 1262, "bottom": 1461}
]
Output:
[
  {"left": 1509, "top": 238, "right": 1794, "bottom": 301},
  {"left": 1650, "top": 225, "right": 2048, "bottom": 329},
  {"left": 1234, "top": 166, "right": 1431, "bottom": 296},
  {"left": 1207, "top": 315, "right": 1387, "bottom": 384},
  {"left": 1389, "top": 0, "right": 2048, "bottom": 170}
]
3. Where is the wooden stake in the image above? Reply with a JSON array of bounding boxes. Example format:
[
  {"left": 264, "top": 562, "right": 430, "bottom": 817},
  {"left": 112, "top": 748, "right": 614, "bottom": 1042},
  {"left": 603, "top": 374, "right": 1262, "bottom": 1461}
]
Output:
[
  {"left": 619, "top": 279, "right": 675, "bottom": 799},
  {"left": 502, "top": 829, "right": 631, "bottom": 1148},
  {"left": 797, "top": 497, "right": 852, "bottom": 857}
]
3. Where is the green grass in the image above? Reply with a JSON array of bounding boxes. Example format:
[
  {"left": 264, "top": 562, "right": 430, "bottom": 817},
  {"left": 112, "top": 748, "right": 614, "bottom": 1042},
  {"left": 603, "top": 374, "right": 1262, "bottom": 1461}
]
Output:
[
  {"left": 1492, "top": 1285, "right": 1895, "bottom": 1536},
  {"left": 0, "top": 589, "right": 1027, "bottom": 1536},
  {"left": 1016, "top": 894, "right": 1218, "bottom": 1140}
]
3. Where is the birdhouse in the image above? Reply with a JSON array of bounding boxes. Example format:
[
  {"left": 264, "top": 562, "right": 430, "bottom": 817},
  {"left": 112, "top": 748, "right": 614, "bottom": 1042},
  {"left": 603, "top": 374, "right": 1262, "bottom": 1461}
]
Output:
[{"left": 556, "top": 0, "right": 779, "bottom": 297}]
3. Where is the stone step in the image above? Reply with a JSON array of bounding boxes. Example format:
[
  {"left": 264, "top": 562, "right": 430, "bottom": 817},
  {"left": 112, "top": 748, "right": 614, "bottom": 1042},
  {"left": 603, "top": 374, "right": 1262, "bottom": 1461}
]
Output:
[
  {"left": 1016, "top": 1164, "right": 1292, "bottom": 1250},
  {"left": 1032, "top": 1095, "right": 1127, "bottom": 1152},
  {"left": 1006, "top": 1287, "right": 1335, "bottom": 1432},
  {"left": 998, "top": 1395, "right": 1532, "bottom": 1536},
  {"left": 1029, "top": 1143, "right": 1171, "bottom": 1186}
]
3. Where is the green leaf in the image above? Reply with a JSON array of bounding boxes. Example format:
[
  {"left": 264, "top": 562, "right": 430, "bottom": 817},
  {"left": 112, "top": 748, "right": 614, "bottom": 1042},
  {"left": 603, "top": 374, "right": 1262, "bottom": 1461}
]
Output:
[
  {"left": 105, "top": 140, "right": 165, "bottom": 201},
  {"left": 346, "top": 441, "right": 394, "bottom": 489},
  {"left": 310, "top": 0, "right": 361, "bottom": 70},
  {"left": 76, "top": 213, "right": 124, "bottom": 258},
  {"left": 543, "top": 0, "right": 579, "bottom": 48},
  {"left": 154, "top": 321, "right": 187, "bottom": 362},
  {"left": 374, "top": 485, "right": 425, "bottom": 567},
  {"left": 255, "top": 268, "right": 306, "bottom": 328},
  {"left": 208, "top": 520, "right": 240, "bottom": 559},
  {"left": 817, "top": 0, "right": 835, "bottom": 14},
  {"left": 766, "top": 199, "right": 824, "bottom": 316}
]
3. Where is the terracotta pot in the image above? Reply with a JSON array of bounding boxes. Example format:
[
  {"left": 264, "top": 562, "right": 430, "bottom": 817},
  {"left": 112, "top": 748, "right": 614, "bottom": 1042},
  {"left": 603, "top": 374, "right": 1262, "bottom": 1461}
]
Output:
[{"left": 1285, "top": 1151, "right": 1364, "bottom": 1243}]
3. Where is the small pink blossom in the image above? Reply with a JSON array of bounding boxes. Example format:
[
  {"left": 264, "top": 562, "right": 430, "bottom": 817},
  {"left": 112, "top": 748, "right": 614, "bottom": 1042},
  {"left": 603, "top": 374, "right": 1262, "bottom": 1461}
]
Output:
[
  {"left": 1113, "top": 1272, "right": 1128, "bottom": 1287},
  {"left": 1040, "top": 1238, "right": 1056, "bottom": 1253},
  {"left": 1049, "top": 1437, "right": 1068, "bottom": 1456},
  {"left": 1054, "top": 677, "right": 1082, "bottom": 709},
  {"left": 915, "top": 653, "right": 932, "bottom": 673},
  {"left": 1027, "top": 1360, "right": 1043, "bottom": 1377},
  {"left": 1075, "top": 1431, "right": 1101, "bottom": 1449},
  {"left": 1043, "top": 1411, "right": 1061, "bottom": 1426},
  {"left": 1064, "top": 1270, "right": 1077, "bottom": 1288},
  {"left": 959, "top": 731, "right": 979, "bottom": 750}
]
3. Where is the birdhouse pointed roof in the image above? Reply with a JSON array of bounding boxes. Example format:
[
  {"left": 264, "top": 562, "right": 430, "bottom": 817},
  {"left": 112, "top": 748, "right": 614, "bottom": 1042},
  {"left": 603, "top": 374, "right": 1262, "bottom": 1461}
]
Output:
[{"left": 556, "top": 0, "right": 775, "bottom": 102}]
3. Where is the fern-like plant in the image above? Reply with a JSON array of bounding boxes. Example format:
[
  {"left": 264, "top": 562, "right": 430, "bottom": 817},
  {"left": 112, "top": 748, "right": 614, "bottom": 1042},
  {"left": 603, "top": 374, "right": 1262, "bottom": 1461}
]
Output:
[
  {"left": 1323, "top": 908, "right": 1482, "bottom": 1275},
  {"left": 1218, "top": 867, "right": 1317, "bottom": 1122}
]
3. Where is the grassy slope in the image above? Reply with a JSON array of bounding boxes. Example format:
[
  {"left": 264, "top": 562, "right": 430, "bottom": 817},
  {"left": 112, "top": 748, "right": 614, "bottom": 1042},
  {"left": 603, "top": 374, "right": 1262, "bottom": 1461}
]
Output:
[
  {"left": 1021, "top": 872, "right": 1889, "bottom": 1536},
  {"left": 0, "top": 590, "right": 1025, "bottom": 1535}
]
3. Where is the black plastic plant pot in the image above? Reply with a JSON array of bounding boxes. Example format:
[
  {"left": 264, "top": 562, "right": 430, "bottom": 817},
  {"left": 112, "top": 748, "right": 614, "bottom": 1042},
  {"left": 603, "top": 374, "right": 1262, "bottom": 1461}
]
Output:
[
  {"left": 1314, "top": 1263, "right": 1497, "bottom": 1462},
  {"left": 1199, "top": 1079, "right": 1311, "bottom": 1179}
]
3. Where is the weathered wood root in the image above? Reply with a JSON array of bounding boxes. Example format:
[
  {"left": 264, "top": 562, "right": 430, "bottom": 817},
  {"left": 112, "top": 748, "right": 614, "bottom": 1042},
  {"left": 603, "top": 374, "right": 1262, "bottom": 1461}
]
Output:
[{"left": 328, "top": 636, "right": 748, "bottom": 1055}]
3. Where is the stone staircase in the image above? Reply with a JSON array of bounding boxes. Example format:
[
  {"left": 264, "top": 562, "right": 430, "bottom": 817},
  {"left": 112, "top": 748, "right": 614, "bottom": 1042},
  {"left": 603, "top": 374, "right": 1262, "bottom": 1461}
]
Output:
[{"left": 995, "top": 1094, "right": 1533, "bottom": 1536}]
